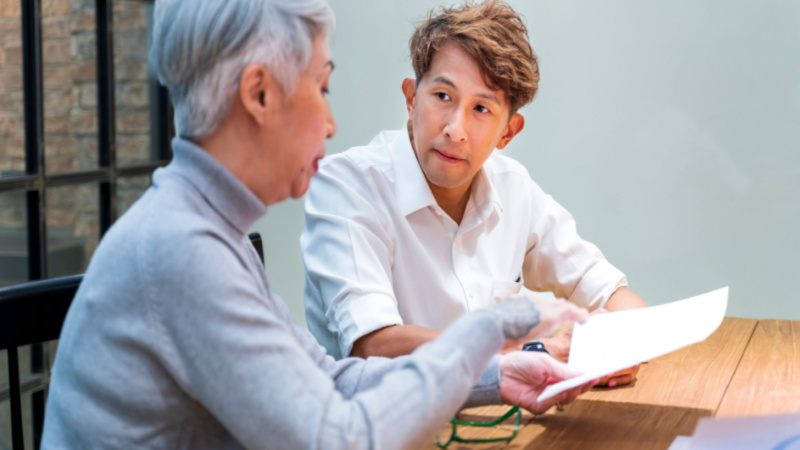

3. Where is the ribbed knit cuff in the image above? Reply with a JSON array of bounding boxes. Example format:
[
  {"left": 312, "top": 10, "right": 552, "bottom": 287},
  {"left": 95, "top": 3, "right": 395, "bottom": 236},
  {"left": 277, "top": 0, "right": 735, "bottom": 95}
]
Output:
[{"left": 462, "top": 354, "right": 502, "bottom": 408}]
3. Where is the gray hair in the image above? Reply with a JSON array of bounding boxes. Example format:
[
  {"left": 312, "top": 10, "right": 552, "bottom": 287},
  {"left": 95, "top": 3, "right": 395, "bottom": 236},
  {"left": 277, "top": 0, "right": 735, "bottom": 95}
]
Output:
[{"left": 150, "top": 0, "right": 335, "bottom": 139}]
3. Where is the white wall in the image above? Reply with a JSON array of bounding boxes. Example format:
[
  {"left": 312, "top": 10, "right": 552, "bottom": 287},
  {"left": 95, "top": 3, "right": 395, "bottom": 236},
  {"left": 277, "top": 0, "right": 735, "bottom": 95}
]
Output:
[{"left": 251, "top": 0, "right": 800, "bottom": 325}]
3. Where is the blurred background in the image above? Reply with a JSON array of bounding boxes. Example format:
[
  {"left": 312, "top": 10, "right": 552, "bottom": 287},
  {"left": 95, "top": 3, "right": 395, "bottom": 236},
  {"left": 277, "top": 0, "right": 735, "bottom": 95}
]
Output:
[{"left": 252, "top": 0, "right": 800, "bottom": 324}]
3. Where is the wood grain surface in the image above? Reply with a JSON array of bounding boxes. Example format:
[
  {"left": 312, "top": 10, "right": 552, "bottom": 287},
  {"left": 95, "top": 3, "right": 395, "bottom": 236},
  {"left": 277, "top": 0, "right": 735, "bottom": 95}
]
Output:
[
  {"left": 581, "top": 317, "right": 757, "bottom": 410},
  {"left": 426, "top": 317, "right": 759, "bottom": 449},
  {"left": 715, "top": 320, "right": 800, "bottom": 417},
  {"left": 431, "top": 401, "right": 711, "bottom": 450}
]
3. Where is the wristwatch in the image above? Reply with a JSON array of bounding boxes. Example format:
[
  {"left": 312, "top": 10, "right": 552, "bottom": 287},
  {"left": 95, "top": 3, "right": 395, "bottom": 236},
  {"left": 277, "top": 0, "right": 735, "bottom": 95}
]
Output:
[{"left": 522, "top": 340, "right": 549, "bottom": 354}]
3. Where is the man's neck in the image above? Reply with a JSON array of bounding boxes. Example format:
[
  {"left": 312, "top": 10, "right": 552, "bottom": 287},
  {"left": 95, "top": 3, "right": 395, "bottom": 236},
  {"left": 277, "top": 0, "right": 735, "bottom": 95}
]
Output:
[
  {"left": 428, "top": 180, "right": 472, "bottom": 226},
  {"left": 407, "top": 121, "right": 473, "bottom": 225}
]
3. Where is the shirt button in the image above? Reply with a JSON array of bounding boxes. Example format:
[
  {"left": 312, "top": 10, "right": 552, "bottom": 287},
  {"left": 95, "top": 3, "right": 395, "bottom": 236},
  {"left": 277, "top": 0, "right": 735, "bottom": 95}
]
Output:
[{"left": 468, "top": 292, "right": 475, "bottom": 299}]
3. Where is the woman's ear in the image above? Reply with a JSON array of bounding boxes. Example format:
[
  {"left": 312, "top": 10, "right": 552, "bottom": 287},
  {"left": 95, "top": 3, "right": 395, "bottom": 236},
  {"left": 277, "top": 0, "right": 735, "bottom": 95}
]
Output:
[{"left": 239, "top": 64, "right": 280, "bottom": 125}]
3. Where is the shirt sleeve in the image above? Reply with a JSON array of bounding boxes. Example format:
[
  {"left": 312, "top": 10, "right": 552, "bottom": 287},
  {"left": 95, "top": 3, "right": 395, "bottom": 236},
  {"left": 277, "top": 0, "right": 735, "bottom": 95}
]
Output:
[
  {"left": 522, "top": 182, "right": 627, "bottom": 310},
  {"left": 145, "top": 231, "right": 505, "bottom": 449},
  {"left": 301, "top": 156, "right": 403, "bottom": 358}
]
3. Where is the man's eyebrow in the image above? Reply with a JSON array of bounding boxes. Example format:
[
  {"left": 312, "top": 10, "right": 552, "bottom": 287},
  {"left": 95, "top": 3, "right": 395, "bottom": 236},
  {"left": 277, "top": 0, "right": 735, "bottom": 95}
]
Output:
[
  {"left": 432, "top": 76, "right": 455, "bottom": 88},
  {"left": 432, "top": 75, "right": 500, "bottom": 105},
  {"left": 477, "top": 92, "right": 500, "bottom": 105}
]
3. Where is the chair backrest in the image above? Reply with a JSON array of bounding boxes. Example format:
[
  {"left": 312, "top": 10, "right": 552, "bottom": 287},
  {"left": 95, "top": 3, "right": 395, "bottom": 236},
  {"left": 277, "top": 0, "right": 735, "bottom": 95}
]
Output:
[
  {"left": 0, "top": 274, "right": 82, "bottom": 450},
  {"left": 0, "top": 275, "right": 83, "bottom": 351},
  {"left": 248, "top": 232, "right": 264, "bottom": 266},
  {"left": 0, "top": 232, "right": 264, "bottom": 450}
]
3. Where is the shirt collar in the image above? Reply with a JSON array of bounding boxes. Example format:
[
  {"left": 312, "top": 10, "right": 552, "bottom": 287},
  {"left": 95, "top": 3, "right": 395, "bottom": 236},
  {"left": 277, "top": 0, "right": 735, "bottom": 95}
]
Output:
[
  {"left": 166, "top": 137, "right": 268, "bottom": 235},
  {"left": 390, "top": 126, "right": 504, "bottom": 218},
  {"left": 470, "top": 160, "right": 505, "bottom": 216},
  {"left": 391, "top": 125, "right": 439, "bottom": 217}
]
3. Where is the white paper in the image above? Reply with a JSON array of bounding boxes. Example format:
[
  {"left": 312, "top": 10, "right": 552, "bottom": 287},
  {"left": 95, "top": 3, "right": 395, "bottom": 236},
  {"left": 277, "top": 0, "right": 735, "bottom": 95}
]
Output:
[
  {"left": 536, "top": 287, "right": 728, "bottom": 402},
  {"left": 688, "top": 413, "right": 800, "bottom": 449},
  {"left": 669, "top": 436, "right": 693, "bottom": 450}
]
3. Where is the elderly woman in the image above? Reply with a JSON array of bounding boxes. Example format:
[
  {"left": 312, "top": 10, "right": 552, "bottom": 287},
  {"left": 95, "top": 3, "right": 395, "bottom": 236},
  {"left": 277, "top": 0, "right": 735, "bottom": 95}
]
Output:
[{"left": 42, "top": 0, "right": 593, "bottom": 448}]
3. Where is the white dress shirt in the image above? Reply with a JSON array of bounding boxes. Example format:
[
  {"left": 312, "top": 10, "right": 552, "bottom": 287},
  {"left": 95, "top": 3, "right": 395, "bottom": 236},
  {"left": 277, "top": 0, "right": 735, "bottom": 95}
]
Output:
[{"left": 302, "top": 127, "right": 627, "bottom": 359}]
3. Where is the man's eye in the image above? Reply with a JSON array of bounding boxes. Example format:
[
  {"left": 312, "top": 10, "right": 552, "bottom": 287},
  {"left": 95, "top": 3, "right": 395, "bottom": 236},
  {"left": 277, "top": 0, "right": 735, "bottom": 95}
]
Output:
[
  {"left": 321, "top": 87, "right": 330, "bottom": 95},
  {"left": 436, "top": 92, "right": 450, "bottom": 101},
  {"left": 475, "top": 105, "right": 489, "bottom": 113}
]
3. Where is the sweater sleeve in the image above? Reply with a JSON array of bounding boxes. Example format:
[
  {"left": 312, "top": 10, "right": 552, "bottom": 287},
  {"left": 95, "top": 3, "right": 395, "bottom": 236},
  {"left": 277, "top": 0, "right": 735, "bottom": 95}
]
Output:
[
  {"left": 285, "top": 306, "right": 503, "bottom": 408},
  {"left": 147, "top": 230, "right": 505, "bottom": 450}
]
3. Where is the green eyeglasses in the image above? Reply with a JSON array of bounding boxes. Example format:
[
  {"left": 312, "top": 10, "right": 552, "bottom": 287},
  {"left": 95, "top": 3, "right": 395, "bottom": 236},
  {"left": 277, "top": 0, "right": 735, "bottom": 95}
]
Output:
[{"left": 436, "top": 406, "right": 521, "bottom": 448}]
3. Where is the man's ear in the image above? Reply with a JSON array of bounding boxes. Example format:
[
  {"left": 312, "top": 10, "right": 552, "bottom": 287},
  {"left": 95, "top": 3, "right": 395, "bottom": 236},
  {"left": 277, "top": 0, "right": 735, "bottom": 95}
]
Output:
[
  {"left": 496, "top": 113, "right": 525, "bottom": 150},
  {"left": 239, "top": 64, "right": 280, "bottom": 125},
  {"left": 401, "top": 78, "right": 416, "bottom": 117}
]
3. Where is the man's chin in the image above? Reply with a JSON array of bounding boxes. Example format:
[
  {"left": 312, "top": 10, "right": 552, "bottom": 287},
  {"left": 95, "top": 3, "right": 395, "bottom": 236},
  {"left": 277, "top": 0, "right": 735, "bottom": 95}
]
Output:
[{"left": 425, "top": 173, "right": 470, "bottom": 191}]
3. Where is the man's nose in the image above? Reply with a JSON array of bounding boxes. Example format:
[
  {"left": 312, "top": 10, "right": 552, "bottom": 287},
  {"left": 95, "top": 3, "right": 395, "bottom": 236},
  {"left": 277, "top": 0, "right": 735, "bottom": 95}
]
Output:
[{"left": 443, "top": 108, "right": 467, "bottom": 142}]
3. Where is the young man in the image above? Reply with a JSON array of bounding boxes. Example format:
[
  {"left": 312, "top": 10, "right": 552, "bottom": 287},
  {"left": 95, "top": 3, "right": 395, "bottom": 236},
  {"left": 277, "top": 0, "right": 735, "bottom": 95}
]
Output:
[
  {"left": 302, "top": 0, "right": 646, "bottom": 386},
  {"left": 41, "top": 0, "right": 593, "bottom": 448}
]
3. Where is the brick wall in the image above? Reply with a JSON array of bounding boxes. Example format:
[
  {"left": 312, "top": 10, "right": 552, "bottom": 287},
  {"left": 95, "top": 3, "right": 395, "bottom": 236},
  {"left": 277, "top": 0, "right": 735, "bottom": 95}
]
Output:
[{"left": 0, "top": 0, "right": 156, "bottom": 275}]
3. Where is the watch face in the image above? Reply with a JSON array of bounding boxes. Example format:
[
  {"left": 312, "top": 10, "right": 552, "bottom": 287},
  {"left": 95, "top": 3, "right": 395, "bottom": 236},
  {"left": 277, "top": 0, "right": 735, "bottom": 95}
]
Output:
[{"left": 522, "top": 341, "right": 549, "bottom": 354}]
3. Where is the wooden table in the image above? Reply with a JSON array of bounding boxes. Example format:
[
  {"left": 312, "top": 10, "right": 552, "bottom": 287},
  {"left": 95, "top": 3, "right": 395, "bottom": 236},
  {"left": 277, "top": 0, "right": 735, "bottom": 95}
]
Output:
[{"left": 428, "top": 317, "right": 800, "bottom": 449}]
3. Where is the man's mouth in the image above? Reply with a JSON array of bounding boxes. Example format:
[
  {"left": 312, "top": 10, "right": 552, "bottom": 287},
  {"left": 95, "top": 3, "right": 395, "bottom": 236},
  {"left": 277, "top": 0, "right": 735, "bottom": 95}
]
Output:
[{"left": 433, "top": 149, "right": 462, "bottom": 163}]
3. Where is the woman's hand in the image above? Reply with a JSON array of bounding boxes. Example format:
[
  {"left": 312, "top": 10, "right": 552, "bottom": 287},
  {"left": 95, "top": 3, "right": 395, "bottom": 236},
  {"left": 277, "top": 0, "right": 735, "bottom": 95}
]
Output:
[
  {"left": 499, "top": 351, "right": 597, "bottom": 414},
  {"left": 484, "top": 293, "right": 588, "bottom": 346}
]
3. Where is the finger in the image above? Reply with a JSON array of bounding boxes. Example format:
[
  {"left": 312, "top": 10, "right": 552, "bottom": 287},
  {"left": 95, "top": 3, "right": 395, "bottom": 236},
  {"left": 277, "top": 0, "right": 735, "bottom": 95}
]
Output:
[
  {"left": 556, "top": 382, "right": 591, "bottom": 406},
  {"left": 610, "top": 373, "right": 636, "bottom": 387},
  {"left": 598, "top": 364, "right": 639, "bottom": 385},
  {"left": 555, "top": 302, "right": 589, "bottom": 324},
  {"left": 536, "top": 354, "right": 576, "bottom": 382},
  {"left": 589, "top": 307, "right": 609, "bottom": 316},
  {"left": 524, "top": 294, "right": 587, "bottom": 326},
  {"left": 581, "top": 379, "right": 599, "bottom": 394}
]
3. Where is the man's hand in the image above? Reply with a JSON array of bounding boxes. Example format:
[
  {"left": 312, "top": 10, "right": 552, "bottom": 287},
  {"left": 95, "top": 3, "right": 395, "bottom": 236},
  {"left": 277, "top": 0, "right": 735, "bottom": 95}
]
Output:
[
  {"left": 484, "top": 293, "right": 588, "bottom": 346},
  {"left": 541, "top": 307, "right": 641, "bottom": 387},
  {"left": 542, "top": 286, "right": 648, "bottom": 388},
  {"left": 597, "top": 365, "right": 639, "bottom": 387},
  {"left": 499, "top": 351, "right": 596, "bottom": 414}
]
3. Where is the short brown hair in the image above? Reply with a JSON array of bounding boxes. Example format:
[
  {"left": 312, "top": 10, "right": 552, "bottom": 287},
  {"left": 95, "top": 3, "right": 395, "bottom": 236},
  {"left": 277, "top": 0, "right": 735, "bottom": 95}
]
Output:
[{"left": 409, "top": 1, "right": 539, "bottom": 114}]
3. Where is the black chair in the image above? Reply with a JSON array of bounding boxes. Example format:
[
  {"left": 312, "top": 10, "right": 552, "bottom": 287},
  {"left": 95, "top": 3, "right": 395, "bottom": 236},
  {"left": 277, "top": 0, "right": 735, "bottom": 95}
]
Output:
[
  {"left": 0, "top": 274, "right": 82, "bottom": 450},
  {"left": 248, "top": 232, "right": 264, "bottom": 267},
  {"left": 0, "top": 232, "right": 265, "bottom": 450}
]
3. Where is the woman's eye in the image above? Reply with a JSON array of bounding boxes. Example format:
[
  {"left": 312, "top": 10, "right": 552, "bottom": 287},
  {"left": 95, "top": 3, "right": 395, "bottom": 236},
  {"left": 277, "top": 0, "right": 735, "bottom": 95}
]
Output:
[{"left": 436, "top": 92, "right": 450, "bottom": 101}]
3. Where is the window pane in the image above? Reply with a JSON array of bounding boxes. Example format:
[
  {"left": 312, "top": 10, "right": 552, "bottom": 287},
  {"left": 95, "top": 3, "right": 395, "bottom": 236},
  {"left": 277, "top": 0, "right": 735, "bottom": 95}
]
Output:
[
  {"left": 46, "top": 183, "right": 99, "bottom": 276},
  {"left": 20, "top": 391, "right": 34, "bottom": 450},
  {"left": 14, "top": 343, "right": 51, "bottom": 385},
  {"left": 0, "top": 351, "right": 39, "bottom": 450},
  {"left": 43, "top": 0, "right": 98, "bottom": 173},
  {"left": 0, "top": 191, "right": 28, "bottom": 287},
  {"left": 114, "top": 1, "right": 165, "bottom": 166},
  {"left": 0, "top": 3, "right": 26, "bottom": 179},
  {"left": 117, "top": 174, "right": 151, "bottom": 219}
]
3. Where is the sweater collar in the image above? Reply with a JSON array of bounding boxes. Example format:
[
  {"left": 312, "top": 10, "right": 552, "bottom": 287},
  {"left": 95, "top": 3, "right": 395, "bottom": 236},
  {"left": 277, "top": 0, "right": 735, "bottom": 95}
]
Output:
[{"left": 166, "top": 137, "right": 268, "bottom": 235}]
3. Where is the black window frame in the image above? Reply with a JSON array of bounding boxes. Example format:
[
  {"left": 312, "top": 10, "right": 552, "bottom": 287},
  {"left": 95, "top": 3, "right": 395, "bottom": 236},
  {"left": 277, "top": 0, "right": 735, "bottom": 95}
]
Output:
[{"left": 0, "top": 1, "right": 172, "bottom": 448}]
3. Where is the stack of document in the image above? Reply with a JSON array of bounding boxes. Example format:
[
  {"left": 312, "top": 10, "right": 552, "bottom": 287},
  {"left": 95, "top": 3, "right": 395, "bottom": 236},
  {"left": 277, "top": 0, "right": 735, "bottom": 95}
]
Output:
[
  {"left": 537, "top": 287, "right": 729, "bottom": 402},
  {"left": 670, "top": 413, "right": 800, "bottom": 449}
]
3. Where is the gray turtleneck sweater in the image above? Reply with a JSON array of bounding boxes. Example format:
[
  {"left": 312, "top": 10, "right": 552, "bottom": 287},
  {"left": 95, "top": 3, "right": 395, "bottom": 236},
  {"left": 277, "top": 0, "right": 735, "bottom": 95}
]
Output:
[{"left": 42, "top": 138, "right": 505, "bottom": 449}]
